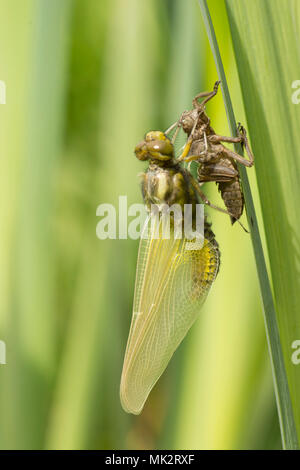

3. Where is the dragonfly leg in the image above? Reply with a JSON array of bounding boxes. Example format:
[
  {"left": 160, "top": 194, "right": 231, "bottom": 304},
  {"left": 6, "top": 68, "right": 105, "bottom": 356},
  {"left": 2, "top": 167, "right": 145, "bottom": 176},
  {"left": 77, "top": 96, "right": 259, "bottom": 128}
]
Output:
[
  {"left": 164, "top": 112, "right": 187, "bottom": 145},
  {"left": 209, "top": 124, "right": 254, "bottom": 167},
  {"left": 176, "top": 116, "right": 200, "bottom": 162},
  {"left": 164, "top": 121, "right": 178, "bottom": 135},
  {"left": 192, "top": 81, "right": 221, "bottom": 109}
]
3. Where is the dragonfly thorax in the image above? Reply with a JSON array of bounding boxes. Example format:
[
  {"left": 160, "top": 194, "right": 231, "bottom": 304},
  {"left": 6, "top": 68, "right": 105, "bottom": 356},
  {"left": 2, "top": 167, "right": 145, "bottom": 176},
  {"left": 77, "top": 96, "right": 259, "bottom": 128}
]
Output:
[{"left": 142, "top": 165, "right": 197, "bottom": 211}]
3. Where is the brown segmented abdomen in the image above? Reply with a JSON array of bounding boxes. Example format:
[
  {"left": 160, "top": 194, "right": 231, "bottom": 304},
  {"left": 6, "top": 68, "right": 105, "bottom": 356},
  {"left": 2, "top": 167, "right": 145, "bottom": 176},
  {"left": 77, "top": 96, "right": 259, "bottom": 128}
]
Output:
[
  {"left": 217, "top": 155, "right": 244, "bottom": 223},
  {"left": 218, "top": 178, "right": 244, "bottom": 224}
]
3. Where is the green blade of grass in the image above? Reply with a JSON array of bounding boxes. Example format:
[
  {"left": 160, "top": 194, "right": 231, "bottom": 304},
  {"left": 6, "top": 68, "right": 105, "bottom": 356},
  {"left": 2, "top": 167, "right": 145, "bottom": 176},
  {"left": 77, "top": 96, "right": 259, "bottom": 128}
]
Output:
[
  {"left": 226, "top": 0, "right": 300, "bottom": 446},
  {"left": 198, "top": 0, "right": 298, "bottom": 449},
  {"left": 0, "top": 0, "right": 72, "bottom": 448}
]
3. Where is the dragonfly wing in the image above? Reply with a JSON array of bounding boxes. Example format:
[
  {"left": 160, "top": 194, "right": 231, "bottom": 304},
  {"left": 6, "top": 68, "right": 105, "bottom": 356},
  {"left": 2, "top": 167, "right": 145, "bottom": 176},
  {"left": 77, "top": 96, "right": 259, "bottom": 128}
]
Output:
[{"left": 120, "top": 221, "right": 219, "bottom": 415}]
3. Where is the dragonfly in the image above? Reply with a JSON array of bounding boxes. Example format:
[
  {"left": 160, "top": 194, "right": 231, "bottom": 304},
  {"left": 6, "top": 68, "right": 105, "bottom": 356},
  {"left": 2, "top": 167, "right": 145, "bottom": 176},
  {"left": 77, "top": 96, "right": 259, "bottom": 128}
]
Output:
[{"left": 120, "top": 126, "right": 221, "bottom": 415}]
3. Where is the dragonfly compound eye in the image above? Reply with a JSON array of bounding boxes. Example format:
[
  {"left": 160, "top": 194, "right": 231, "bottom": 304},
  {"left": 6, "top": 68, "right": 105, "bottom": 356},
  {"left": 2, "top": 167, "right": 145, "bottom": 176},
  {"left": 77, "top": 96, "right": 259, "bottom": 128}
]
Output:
[
  {"left": 134, "top": 141, "right": 149, "bottom": 161},
  {"left": 145, "top": 130, "right": 167, "bottom": 142}
]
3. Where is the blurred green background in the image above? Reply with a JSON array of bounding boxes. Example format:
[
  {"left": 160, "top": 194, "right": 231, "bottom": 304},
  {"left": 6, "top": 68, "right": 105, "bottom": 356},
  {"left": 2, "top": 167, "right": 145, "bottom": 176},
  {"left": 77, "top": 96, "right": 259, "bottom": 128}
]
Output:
[{"left": 0, "top": 0, "right": 282, "bottom": 449}]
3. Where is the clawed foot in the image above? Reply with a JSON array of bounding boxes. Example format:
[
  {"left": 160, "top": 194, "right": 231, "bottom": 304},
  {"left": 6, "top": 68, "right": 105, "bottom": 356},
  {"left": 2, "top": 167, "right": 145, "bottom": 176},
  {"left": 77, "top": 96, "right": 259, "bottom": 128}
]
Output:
[
  {"left": 213, "top": 80, "right": 221, "bottom": 93},
  {"left": 237, "top": 122, "right": 247, "bottom": 147}
]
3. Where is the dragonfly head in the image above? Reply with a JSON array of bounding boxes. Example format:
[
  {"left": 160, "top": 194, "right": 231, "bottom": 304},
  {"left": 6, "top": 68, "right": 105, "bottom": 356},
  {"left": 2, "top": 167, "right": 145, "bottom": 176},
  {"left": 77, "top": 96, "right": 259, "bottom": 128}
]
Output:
[{"left": 135, "top": 131, "right": 174, "bottom": 163}]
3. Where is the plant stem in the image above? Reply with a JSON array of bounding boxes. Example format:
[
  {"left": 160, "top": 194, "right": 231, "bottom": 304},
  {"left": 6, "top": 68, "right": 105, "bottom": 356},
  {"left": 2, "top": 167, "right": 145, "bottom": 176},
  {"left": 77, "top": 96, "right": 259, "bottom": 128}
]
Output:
[{"left": 197, "top": 0, "right": 298, "bottom": 450}]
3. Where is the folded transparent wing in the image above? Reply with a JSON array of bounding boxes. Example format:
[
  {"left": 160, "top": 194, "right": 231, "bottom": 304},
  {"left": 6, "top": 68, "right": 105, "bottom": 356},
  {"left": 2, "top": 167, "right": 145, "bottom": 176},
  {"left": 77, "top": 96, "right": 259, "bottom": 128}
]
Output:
[{"left": 120, "top": 220, "right": 219, "bottom": 414}]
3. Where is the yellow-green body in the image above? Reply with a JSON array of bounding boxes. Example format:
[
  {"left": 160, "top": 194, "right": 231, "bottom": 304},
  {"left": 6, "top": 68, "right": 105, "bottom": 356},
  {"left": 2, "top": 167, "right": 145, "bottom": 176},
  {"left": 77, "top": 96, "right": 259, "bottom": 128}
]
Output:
[{"left": 120, "top": 131, "right": 220, "bottom": 414}]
